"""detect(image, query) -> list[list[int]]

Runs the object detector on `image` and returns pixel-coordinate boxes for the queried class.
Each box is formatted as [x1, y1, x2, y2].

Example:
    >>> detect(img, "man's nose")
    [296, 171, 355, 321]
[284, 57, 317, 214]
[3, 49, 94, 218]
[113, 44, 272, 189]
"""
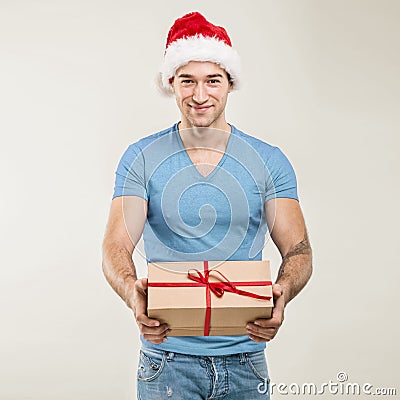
[192, 83, 209, 104]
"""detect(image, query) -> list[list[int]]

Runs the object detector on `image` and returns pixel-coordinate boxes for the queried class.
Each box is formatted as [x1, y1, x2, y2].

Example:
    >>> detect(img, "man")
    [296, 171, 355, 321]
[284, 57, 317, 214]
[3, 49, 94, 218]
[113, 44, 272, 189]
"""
[102, 12, 312, 399]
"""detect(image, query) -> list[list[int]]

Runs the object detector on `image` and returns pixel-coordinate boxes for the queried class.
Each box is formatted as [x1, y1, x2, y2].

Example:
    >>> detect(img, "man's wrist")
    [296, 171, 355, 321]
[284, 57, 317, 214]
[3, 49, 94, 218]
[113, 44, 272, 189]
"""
[123, 276, 137, 309]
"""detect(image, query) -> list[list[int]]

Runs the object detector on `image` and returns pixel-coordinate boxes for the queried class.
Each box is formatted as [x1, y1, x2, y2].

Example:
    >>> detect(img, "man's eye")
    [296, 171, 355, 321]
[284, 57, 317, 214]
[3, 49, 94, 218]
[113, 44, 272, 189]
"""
[181, 80, 193, 84]
[208, 79, 220, 84]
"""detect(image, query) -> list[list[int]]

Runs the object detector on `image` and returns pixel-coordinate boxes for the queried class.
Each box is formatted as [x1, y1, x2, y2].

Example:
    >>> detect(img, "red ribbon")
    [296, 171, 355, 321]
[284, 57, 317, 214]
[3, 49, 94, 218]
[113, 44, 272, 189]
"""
[148, 261, 272, 336]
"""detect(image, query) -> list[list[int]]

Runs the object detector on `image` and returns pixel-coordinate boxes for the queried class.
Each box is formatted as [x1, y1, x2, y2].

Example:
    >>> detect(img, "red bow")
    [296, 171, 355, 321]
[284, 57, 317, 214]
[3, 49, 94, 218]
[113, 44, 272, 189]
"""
[188, 261, 272, 335]
[187, 268, 271, 300]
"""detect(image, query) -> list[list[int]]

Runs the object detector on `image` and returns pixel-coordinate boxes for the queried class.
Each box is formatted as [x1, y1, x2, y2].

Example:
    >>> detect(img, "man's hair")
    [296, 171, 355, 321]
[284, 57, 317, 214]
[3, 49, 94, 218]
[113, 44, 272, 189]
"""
[226, 72, 233, 85]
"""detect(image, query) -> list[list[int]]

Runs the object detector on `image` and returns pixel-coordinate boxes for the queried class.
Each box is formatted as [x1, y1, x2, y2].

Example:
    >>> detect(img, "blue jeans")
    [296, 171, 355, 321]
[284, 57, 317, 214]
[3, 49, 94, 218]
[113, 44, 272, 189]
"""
[137, 346, 270, 400]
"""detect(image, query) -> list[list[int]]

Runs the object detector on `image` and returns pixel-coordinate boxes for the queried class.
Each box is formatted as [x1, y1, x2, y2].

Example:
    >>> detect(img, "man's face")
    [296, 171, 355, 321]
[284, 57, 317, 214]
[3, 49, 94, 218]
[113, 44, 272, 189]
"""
[171, 61, 232, 129]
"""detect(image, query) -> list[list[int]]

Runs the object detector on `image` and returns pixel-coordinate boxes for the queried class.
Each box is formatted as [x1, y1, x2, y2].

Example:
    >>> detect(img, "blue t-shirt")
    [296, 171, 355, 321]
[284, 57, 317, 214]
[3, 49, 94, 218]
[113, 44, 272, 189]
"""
[113, 122, 298, 356]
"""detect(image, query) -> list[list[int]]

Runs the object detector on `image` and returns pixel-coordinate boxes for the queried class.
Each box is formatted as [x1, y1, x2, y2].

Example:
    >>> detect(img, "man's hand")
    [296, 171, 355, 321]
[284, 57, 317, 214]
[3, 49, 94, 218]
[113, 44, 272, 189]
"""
[130, 278, 169, 344]
[246, 284, 285, 342]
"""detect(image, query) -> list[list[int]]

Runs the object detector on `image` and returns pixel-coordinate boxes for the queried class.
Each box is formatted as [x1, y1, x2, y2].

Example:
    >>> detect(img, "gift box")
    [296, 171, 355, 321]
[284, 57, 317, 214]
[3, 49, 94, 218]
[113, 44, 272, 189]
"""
[147, 260, 273, 336]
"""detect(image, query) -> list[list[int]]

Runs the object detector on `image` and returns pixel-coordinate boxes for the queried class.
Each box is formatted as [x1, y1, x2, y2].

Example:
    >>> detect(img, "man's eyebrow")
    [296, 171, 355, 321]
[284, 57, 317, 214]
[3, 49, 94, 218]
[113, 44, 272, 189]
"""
[206, 74, 224, 78]
[177, 73, 224, 79]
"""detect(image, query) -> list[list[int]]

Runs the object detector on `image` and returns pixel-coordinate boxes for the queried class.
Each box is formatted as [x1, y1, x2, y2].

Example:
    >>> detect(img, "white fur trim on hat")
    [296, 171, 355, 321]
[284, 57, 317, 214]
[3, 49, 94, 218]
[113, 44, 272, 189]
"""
[157, 35, 241, 96]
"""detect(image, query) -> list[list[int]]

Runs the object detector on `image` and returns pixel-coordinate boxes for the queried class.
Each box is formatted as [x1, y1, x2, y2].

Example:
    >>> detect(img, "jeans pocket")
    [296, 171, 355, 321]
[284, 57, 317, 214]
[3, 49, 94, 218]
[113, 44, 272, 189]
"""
[137, 347, 166, 382]
[246, 352, 270, 396]
[246, 351, 269, 381]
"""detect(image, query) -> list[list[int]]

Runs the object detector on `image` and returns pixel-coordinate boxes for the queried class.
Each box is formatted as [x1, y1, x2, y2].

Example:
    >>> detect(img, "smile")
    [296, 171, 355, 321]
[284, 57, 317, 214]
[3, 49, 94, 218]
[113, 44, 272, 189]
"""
[191, 105, 212, 113]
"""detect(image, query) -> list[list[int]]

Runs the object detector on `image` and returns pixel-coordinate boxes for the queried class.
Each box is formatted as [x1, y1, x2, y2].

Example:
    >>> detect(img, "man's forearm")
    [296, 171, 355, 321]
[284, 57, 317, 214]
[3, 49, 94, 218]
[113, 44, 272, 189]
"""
[276, 230, 313, 304]
[102, 244, 137, 308]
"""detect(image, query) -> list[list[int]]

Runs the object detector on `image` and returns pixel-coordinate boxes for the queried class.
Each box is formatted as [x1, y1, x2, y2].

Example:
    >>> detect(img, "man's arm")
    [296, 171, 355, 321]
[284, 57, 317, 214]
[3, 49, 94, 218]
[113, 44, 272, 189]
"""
[246, 198, 313, 342]
[102, 196, 169, 344]
[267, 198, 313, 304]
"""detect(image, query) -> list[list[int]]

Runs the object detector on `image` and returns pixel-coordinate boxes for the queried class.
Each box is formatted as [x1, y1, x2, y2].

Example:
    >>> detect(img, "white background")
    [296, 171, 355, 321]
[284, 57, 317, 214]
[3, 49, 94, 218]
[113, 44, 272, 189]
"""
[1, 0, 399, 398]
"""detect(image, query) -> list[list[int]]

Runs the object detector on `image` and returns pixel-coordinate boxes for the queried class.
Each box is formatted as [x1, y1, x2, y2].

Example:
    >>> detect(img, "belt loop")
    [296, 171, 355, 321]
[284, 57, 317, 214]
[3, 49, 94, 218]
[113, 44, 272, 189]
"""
[239, 352, 246, 364]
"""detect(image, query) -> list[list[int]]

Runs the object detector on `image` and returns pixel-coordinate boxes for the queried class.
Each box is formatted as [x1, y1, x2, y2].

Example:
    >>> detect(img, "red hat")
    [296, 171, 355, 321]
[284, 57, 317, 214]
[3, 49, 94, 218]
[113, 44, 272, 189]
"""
[158, 12, 241, 96]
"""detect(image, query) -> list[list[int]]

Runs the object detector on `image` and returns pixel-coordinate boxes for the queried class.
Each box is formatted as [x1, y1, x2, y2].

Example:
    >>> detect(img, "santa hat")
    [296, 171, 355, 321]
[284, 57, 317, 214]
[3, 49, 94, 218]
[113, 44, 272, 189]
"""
[157, 12, 241, 96]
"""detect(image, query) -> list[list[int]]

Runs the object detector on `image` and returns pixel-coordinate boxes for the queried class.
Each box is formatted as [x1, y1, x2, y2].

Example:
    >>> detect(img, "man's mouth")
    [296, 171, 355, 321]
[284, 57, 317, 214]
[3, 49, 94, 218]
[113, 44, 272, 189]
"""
[191, 105, 212, 112]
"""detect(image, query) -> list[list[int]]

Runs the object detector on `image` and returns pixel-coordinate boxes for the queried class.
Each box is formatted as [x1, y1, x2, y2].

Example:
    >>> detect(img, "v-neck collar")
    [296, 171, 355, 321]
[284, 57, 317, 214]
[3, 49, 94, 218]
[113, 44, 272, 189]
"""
[173, 122, 235, 180]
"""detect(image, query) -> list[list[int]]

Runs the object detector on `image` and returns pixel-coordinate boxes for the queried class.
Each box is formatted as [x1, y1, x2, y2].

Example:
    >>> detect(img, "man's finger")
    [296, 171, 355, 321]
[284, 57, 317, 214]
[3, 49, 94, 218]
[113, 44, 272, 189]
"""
[144, 336, 167, 344]
[248, 330, 274, 342]
[136, 312, 163, 328]
[132, 278, 148, 315]
[248, 334, 269, 343]
[272, 283, 283, 298]
[247, 325, 277, 341]
[247, 324, 276, 334]
[133, 278, 165, 328]
[135, 277, 148, 289]
[134, 277, 148, 298]
[246, 323, 276, 340]
[271, 286, 285, 321]
[140, 323, 169, 335]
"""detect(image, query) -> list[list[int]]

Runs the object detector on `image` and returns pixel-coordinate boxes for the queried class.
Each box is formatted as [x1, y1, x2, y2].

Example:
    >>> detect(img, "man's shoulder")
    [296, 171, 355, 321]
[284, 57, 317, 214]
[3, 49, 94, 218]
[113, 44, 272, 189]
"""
[231, 125, 296, 170]
[231, 125, 278, 157]
[129, 124, 177, 151]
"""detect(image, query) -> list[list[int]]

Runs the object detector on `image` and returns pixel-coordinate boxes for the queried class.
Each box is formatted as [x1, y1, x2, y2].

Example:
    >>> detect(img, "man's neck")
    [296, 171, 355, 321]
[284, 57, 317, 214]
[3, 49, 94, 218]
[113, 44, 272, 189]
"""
[177, 121, 232, 151]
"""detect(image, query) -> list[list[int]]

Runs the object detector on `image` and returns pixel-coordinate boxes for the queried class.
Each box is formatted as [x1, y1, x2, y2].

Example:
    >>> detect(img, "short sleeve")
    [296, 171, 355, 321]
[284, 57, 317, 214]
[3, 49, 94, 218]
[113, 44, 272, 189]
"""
[112, 144, 148, 200]
[265, 147, 298, 202]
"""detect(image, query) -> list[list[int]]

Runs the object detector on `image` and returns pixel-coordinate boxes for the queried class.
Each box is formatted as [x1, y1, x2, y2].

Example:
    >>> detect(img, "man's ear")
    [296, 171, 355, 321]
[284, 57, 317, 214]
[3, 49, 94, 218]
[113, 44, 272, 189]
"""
[170, 77, 175, 94]
[225, 71, 233, 93]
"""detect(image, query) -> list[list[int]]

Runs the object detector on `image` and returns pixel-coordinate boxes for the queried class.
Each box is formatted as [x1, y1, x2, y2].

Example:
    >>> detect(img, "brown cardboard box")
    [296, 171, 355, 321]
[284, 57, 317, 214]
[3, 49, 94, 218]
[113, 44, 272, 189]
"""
[147, 260, 273, 336]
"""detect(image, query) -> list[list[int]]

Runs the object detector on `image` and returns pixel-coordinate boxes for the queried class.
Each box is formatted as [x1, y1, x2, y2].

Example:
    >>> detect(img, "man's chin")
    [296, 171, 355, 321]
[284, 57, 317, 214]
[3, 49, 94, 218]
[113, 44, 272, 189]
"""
[188, 118, 214, 128]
